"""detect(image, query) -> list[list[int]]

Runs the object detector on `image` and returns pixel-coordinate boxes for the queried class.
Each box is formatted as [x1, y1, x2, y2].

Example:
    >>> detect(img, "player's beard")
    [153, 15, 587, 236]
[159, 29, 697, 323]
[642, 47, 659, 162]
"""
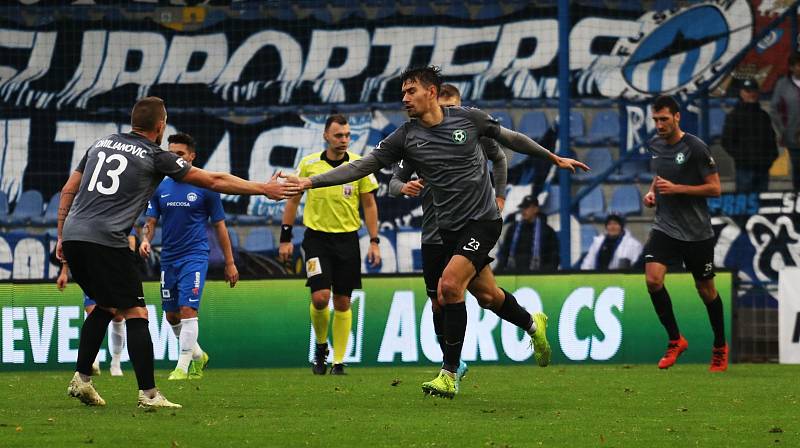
[155, 128, 164, 145]
[405, 107, 421, 118]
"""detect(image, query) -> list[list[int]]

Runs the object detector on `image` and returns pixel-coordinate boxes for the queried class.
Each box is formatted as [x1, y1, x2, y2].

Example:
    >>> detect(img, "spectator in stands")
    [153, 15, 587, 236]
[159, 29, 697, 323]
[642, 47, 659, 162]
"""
[580, 214, 642, 271]
[495, 195, 559, 273]
[722, 78, 778, 192]
[770, 52, 800, 190]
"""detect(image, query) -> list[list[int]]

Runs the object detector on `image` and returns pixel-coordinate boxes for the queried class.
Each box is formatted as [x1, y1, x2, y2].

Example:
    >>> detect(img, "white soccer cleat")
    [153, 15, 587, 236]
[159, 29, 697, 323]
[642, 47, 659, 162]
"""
[67, 372, 106, 406]
[109, 363, 123, 377]
[137, 390, 182, 409]
[91, 361, 101, 376]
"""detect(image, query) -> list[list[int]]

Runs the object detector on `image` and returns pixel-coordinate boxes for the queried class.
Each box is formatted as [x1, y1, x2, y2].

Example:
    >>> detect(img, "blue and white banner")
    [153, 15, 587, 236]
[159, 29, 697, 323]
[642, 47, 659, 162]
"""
[0, 1, 774, 111]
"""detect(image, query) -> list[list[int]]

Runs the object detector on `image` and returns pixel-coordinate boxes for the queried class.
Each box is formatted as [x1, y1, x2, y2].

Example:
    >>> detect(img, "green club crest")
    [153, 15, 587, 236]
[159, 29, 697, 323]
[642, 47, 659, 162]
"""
[452, 129, 467, 144]
[675, 152, 686, 165]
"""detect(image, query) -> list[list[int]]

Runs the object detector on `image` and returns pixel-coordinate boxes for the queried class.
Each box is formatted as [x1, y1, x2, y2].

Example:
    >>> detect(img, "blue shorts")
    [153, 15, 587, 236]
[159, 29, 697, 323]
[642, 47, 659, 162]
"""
[83, 294, 96, 308]
[160, 259, 208, 313]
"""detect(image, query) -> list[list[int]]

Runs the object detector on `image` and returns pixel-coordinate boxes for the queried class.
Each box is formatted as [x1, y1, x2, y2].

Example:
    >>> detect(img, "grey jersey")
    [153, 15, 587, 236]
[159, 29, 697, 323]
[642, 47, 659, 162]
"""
[648, 132, 717, 241]
[372, 106, 501, 231]
[389, 137, 507, 244]
[390, 160, 441, 245]
[63, 132, 191, 247]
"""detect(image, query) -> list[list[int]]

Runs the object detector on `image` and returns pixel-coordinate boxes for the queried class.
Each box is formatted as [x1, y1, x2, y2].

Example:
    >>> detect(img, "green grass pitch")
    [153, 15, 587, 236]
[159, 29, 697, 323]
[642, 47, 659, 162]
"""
[1, 364, 798, 447]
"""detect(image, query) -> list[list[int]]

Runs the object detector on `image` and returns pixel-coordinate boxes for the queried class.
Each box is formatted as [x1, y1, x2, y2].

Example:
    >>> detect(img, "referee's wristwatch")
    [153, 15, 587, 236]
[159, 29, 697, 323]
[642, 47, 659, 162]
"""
[369, 237, 380, 245]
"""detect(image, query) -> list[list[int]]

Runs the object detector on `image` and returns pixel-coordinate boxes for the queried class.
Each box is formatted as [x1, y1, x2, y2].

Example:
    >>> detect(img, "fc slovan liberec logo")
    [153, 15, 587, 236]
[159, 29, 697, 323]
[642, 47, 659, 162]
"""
[187, 192, 198, 202]
[616, 1, 752, 95]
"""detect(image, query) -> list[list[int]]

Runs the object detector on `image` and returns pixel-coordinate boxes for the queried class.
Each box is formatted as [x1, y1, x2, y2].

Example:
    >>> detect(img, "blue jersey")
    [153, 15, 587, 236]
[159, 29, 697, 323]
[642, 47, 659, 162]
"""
[146, 177, 226, 264]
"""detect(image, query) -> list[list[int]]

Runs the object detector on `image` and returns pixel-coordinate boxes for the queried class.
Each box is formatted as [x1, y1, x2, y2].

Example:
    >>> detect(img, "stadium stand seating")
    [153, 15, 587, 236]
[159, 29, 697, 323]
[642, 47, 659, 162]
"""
[608, 185, 642, 217]
[709, 108, 726, 141]
[236, 213, 265, 225]
[575, 147, 613, 183]
[608, 157, 650, 183]
[227, 228, 240, 250]
[578, 187, 605, 221]
[540, 185, 560, 216]
[576, 109, 620, 146]
[443, 3, 470, 18]
[292, 225, 306, 245]
[489, 111, 514, 130]
[580, 224, 598, 254]
[0, 191, 9, 225]
[518, 111, 548, 140]
[570, 110, 586, 139]
[244, 229, 275, 254]
[475, 2, 504, 19]
[39, 192, 61, 225]
[9, 190, 44, 225]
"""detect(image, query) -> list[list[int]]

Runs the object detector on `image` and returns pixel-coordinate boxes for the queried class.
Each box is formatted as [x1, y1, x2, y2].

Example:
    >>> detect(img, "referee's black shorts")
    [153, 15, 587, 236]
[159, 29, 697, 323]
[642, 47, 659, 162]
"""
[301, 228, 361, 296]
[642, 229, 716, 281]
[421, 243, 447, 300]
[62, 240, 146, 309]
[440, 218, 502, 274]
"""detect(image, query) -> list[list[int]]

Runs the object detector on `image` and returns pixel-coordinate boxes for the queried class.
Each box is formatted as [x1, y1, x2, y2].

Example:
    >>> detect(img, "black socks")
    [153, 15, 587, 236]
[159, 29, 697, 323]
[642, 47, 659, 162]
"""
[76, 307, 114, 376]
[126, 318, 156, 391]
[649, 287, 680, 341]
[441, 302, 467, 373]
[432, 309, 445, 354]
[494, 288, 534, 331]
[705, 294, 726, 348]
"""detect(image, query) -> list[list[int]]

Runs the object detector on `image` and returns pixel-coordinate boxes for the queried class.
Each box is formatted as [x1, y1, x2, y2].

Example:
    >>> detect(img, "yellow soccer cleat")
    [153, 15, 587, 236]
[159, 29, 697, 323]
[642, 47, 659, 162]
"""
[189, 352, 209, 379]
[168, 367, 189, 381]
[421, 371, 456, 399]
[530, 312, 551, 367]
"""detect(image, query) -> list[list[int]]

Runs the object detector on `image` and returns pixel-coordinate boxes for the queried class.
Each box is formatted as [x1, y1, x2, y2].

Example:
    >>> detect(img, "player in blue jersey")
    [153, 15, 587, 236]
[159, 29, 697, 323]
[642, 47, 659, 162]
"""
[139, 133, 239, 380]
[57, 228, 137, 377]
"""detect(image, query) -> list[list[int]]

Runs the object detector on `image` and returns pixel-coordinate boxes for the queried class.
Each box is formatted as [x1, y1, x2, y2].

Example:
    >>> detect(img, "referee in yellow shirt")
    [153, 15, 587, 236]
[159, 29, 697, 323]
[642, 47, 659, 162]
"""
[279, 114, 381, 375]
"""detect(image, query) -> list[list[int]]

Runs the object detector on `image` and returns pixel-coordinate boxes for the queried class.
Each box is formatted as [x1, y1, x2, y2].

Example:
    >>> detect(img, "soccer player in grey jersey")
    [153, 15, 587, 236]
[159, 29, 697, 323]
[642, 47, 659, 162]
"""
[389, 83, 508, 391]
[641, 95, 727, 372]
[289, 66, 589, 398]
[59, 96, 301, 409]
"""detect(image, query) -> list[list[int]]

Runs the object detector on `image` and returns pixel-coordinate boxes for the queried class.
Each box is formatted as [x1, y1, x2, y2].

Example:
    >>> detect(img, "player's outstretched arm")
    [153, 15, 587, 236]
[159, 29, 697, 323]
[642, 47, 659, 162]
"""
[56, 170, 82, 261]
[181, 167, 301, 199]
[494, 127, 590, 173]
[289, 152, 384, 191]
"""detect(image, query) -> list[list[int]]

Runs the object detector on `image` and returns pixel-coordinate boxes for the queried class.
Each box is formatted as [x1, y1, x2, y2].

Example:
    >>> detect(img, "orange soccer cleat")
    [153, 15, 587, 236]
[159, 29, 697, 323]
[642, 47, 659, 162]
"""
[709, 345, 729, 372]
[658, 335, 688, 369]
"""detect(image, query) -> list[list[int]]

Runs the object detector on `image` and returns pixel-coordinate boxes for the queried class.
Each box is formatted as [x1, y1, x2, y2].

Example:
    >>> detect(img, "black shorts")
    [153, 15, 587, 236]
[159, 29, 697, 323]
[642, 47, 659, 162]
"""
[301, 229, 361, 296]
[421, 243, 447, 300]
[642, 229, 716, 280]
[62, 240, 146, 309]
[440, 219, 502, 274]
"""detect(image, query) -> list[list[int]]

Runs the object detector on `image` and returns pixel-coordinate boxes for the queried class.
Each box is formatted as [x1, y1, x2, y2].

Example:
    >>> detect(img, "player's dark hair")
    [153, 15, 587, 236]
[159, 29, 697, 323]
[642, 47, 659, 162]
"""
[652, 95, 680, 115]
[325, 114, 348, 131]
[789, 52, 800, 67]
[439, 83, 461, 100]
[400, 66, 443, 95]
[131, 96, 166, 132]
[168, 132, 196, 152]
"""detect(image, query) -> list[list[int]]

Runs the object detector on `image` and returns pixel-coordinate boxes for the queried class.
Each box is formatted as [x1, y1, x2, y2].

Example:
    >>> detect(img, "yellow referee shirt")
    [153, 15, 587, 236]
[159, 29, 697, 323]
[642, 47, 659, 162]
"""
[297, 151, 379, 233]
